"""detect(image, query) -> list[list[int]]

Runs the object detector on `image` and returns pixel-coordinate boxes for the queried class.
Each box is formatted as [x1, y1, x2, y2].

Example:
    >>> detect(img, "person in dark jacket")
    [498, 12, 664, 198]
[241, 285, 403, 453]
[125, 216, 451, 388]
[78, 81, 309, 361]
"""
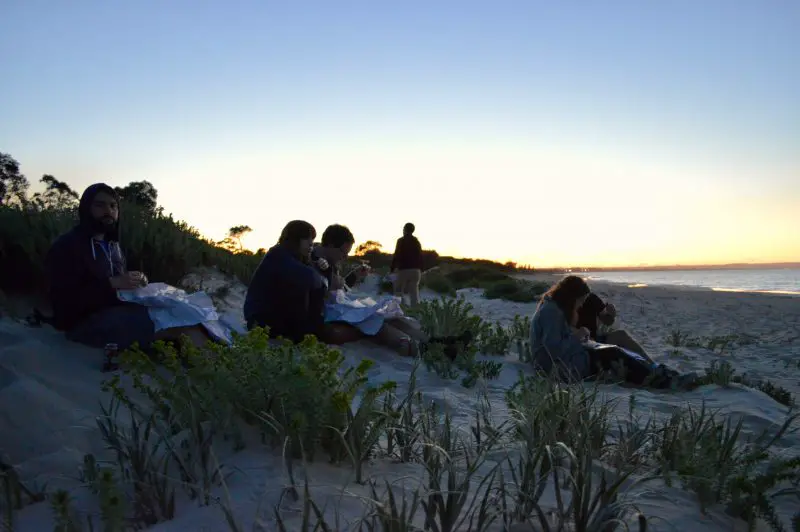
[576, 292, 653, 363]
[46, 183, 210, 351]
[46, 182, 154, 350]
[244, 220, 325, 343]
[391, 222, 423, 306]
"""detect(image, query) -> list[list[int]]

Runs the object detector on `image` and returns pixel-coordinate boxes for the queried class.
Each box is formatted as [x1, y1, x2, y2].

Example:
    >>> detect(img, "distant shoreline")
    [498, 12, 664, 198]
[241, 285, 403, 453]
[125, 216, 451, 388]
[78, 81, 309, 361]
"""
[518, 270, 800, 298]
[535, 262, 800, 273]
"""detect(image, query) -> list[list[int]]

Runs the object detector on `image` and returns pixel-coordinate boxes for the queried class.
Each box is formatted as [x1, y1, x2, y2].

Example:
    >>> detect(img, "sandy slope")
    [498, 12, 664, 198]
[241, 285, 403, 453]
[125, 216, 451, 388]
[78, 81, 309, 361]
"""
[3, 272, 799, 531]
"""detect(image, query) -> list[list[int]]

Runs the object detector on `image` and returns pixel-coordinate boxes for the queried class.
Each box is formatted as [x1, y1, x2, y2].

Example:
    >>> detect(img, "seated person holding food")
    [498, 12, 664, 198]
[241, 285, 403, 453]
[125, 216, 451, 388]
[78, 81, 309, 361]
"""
[46, 183, 210, 351]
[311, 224, 427, 356]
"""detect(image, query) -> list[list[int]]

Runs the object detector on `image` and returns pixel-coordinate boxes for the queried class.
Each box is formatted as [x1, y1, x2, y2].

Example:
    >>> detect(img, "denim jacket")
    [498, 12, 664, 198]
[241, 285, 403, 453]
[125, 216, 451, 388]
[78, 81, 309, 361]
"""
[529, 296, 590, 379]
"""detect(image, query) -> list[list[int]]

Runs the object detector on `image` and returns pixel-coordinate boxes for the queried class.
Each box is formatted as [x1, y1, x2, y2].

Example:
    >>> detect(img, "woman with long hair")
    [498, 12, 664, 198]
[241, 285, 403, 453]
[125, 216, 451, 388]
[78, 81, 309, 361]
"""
[244, 220, 326, 342]
[530, 275, 695, 389]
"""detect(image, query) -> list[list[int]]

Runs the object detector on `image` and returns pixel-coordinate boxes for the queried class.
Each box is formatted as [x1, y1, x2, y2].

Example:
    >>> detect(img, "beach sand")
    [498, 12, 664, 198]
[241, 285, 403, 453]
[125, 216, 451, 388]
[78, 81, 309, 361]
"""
[2, 271, 798, 531]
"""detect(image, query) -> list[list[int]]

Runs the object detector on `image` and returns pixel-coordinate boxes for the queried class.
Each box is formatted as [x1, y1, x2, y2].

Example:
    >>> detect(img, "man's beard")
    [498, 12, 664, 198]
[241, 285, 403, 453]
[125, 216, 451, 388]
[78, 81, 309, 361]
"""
[90, 216, 117, 236]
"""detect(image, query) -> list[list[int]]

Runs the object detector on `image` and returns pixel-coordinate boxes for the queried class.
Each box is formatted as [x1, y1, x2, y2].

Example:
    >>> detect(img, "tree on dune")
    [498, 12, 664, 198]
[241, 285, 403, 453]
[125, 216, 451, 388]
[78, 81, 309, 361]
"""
[115, 180, 159, 214]
[31, 175, 79, 210]
[0, 152, 30, 207]
[356, 240, 383, 256]
[220, 225, 253, 253]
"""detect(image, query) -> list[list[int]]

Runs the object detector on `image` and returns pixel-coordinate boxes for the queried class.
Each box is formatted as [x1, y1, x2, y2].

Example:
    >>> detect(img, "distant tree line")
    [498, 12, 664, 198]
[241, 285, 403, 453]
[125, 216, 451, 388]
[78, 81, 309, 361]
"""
[1, 151, 534, 273]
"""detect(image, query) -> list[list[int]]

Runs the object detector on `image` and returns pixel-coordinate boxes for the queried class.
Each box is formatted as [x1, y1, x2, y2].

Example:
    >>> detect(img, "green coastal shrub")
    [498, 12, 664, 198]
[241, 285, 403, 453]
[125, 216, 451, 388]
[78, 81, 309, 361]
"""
[420, 265, 549, 303]
[483, 278, 549, 303]
[0, 202, 262, 295]
[444, 266, 509, 287]
[105, 329, 385, 461]
[26, 325, 799, 531]
[420, 270, 457, 296]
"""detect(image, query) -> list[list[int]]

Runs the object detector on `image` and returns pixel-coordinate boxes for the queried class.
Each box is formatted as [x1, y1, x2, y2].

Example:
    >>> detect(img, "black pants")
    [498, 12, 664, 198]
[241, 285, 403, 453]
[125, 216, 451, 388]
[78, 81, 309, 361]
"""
[587, 345, 677, 389]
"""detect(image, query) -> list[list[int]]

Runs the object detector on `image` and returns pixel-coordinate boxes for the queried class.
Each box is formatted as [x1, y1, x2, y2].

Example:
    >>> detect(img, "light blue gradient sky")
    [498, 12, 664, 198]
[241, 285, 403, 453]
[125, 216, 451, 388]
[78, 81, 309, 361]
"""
[2, 0, 798, 267]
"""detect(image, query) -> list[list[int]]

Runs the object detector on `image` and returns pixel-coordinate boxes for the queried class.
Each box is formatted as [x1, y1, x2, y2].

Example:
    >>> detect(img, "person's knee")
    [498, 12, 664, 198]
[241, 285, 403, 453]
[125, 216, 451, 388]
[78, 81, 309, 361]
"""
[321, 323, 363, 345]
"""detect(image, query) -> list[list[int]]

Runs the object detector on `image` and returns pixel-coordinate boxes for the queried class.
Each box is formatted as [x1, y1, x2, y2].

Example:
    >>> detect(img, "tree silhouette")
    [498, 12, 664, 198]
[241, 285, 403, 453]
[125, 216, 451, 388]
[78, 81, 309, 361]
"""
[219, 225, 253, 252]
[0, 152, 30, 207]
[115, 180, 158, 213]
[32, 175, 79, 209]
[355, 240, 383, 256]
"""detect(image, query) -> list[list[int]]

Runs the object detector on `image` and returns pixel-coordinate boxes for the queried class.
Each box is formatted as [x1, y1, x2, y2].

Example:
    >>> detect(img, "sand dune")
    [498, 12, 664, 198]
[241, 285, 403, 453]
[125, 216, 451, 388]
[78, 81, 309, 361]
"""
[2, 272, 798, 531]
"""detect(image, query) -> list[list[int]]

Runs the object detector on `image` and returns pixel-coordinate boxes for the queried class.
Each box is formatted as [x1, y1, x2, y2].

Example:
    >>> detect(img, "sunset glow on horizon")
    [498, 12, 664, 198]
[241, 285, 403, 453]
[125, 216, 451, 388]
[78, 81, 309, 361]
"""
[2, 1, 798, 269]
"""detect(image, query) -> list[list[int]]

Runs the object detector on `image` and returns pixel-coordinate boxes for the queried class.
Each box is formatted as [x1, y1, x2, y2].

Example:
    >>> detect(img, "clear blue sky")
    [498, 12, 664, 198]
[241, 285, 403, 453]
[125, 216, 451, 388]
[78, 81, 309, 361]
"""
[2, 0, 798, 267]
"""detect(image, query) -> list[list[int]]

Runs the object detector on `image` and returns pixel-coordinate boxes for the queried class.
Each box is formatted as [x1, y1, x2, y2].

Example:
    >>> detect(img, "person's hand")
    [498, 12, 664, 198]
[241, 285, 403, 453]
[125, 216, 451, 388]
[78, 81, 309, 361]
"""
[110, 272, 145, 290]
[573, 327, 591, 342]
[315, 258, 330, 271]
[129, 271, 149, 287]
[603, 303, 617, 318]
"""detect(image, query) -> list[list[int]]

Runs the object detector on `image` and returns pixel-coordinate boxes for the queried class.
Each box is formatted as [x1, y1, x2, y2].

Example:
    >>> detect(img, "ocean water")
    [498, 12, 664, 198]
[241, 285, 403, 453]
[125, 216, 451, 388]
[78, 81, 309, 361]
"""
[581, 268, 800, 295]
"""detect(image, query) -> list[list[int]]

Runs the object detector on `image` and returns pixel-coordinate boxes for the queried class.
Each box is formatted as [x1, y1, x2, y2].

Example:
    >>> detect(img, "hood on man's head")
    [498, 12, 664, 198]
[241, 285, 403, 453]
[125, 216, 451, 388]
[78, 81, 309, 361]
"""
[79, 183, 121, 240]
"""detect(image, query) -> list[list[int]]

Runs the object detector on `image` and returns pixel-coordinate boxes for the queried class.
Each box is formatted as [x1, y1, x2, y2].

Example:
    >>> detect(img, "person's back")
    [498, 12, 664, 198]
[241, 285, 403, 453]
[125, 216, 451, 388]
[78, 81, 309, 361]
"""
[391, 223, 423, 306]
[392, 235, 423, 271]
[245, 242, 323, 343]
[529, 297, 590, 379]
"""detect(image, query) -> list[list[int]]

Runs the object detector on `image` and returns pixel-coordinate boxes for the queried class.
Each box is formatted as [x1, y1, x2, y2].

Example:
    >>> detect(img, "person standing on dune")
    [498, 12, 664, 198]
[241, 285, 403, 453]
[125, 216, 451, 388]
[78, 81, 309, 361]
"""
[391, 222, 423, 306]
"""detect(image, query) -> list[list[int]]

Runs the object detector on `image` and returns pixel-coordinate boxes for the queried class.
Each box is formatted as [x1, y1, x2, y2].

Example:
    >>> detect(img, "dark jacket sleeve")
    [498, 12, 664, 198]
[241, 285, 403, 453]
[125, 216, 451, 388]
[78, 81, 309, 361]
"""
[392, 236, 423, 270]
[344, 270, 359, 287]
[46, 236, 119, 330]
[278, 265, 325, 343]
[576, 293, 608, 338]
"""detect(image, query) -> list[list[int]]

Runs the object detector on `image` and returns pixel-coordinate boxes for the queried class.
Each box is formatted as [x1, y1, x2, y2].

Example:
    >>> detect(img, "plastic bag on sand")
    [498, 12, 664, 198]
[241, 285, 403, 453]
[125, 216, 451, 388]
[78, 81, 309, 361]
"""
[118, 282, 245, 344]
[324, 290, 405, 336]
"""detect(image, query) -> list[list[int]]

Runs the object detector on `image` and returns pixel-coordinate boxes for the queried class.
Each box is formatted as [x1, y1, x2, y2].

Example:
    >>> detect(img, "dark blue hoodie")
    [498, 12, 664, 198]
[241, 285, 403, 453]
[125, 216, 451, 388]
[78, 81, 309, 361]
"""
[244, 244, 325, 343]
[45, 183, 128, 331]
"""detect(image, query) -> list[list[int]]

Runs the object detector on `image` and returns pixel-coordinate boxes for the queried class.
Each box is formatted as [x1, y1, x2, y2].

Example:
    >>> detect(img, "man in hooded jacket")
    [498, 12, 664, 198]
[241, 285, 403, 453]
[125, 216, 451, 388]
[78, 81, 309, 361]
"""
[45, 183, 211, 351]
[45, 183, 156, 350]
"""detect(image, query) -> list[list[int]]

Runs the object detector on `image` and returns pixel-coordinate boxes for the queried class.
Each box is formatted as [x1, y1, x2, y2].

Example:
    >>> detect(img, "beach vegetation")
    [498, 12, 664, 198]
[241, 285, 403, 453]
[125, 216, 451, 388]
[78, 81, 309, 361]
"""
[1, 459, 47, 532]
[696, 360, 796, 407]
[0, 322, 792, 531]
[420, 265, 548, 303]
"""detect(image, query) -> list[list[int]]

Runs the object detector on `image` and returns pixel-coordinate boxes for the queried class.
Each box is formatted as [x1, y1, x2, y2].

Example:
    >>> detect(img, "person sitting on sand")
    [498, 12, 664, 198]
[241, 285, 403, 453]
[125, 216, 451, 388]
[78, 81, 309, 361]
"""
[391, 222, 424, 306]
[46, 183, 211, 351]
[312, 224, 427, 356]
[244, 220, 326, 343]
[530, 275, 696, 389]
[577, 292, 654, 364]
[309, 224, 366, 292]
